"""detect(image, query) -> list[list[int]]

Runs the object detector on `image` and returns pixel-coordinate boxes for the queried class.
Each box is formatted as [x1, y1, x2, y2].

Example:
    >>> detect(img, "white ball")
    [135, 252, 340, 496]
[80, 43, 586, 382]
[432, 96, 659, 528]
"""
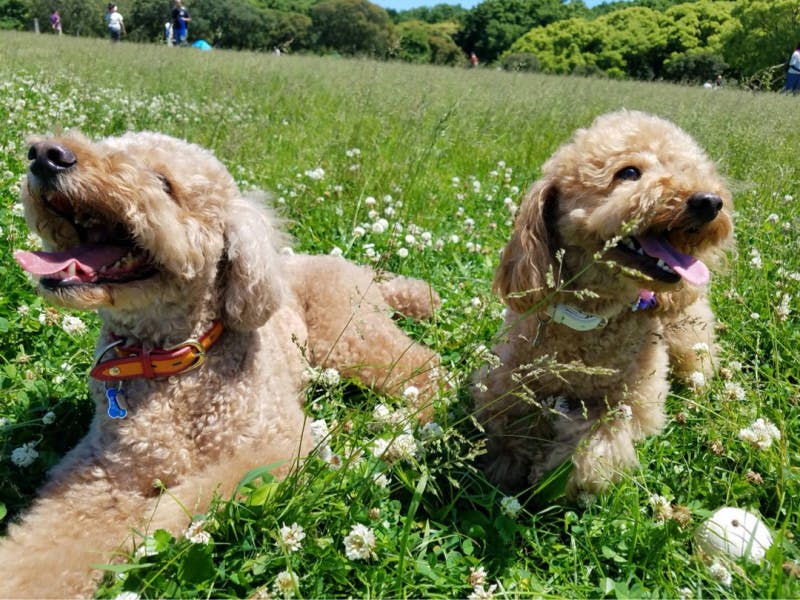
[695, 507, 773, 562]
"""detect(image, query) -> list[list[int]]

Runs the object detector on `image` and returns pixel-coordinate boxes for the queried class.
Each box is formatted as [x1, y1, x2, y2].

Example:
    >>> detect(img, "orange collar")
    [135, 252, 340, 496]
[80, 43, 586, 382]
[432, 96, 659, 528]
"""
[90, 320, 224, 382]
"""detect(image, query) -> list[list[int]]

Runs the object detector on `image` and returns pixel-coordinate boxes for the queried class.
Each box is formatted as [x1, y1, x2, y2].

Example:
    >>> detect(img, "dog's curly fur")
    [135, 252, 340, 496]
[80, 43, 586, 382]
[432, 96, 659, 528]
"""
[474, 111, 734, 497]
[1, 131, 443, 597]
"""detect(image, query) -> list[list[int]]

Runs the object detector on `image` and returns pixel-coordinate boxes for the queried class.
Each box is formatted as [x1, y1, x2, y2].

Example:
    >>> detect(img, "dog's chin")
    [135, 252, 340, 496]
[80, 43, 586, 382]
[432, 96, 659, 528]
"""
[37, 274, 158, 311]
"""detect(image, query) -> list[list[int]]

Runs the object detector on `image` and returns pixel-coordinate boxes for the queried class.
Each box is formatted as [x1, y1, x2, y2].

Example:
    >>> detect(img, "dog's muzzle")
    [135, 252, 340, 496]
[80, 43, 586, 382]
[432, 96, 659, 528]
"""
[28, 141, 77, 182]
[686, 192, 723, 225]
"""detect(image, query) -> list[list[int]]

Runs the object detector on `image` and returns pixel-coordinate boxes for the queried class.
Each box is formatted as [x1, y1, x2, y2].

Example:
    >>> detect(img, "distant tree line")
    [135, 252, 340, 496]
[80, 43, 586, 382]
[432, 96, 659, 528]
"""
[1, 0, 798, 86]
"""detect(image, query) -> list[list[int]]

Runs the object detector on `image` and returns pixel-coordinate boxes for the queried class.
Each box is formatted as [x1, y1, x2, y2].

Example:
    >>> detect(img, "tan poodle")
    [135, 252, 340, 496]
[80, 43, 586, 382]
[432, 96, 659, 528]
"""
[474, 110, 734, 497]
[2, 131, 443, 597]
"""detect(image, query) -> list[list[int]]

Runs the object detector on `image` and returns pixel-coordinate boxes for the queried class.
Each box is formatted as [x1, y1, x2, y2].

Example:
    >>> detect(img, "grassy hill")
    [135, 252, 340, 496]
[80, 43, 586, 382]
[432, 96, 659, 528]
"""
[1, 31, 799, 598]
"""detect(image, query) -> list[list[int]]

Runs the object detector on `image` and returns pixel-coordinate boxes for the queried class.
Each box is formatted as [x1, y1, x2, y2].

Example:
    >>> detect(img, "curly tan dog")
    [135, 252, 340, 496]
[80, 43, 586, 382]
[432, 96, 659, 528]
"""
[474, 110, 733, 497]
[2, 131, 443, 597]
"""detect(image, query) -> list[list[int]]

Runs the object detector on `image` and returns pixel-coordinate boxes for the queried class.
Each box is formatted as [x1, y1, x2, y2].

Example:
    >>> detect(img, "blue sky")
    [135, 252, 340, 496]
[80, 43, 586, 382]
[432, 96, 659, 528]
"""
[373, 0, 614, 10]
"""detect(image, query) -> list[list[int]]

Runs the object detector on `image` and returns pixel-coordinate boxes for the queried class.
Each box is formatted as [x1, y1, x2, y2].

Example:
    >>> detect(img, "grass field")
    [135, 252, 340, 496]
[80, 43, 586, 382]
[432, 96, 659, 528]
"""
[1, 31, 800, 598]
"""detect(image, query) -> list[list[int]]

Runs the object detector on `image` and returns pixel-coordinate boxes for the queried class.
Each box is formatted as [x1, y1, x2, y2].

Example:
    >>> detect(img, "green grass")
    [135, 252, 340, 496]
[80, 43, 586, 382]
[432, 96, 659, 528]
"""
[1, 31, 800, 598]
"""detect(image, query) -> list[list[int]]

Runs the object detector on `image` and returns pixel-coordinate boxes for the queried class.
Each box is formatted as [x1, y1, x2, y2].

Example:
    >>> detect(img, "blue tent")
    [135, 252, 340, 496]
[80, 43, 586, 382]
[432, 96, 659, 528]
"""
[192, 40, 212, 51]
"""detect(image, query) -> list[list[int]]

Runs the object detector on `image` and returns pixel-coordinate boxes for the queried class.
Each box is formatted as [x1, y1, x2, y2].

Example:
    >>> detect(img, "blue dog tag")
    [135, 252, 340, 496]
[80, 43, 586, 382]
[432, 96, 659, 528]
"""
[106, 387, 127, 419]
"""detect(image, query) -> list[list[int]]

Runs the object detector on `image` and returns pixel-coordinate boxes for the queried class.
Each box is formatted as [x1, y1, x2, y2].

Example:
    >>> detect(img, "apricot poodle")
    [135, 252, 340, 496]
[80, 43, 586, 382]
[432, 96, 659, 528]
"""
[474, 110, 734, 497]
[2, 131, 442, 597]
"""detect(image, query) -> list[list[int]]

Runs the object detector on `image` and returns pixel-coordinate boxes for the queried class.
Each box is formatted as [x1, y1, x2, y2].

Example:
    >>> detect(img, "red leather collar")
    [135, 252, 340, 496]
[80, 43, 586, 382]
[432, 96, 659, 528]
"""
[90, 320, 224, 382]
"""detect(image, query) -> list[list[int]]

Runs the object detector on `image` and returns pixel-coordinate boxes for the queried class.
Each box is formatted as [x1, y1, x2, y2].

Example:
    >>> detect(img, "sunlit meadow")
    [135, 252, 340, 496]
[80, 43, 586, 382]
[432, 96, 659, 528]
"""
[1, 31, 799, 598]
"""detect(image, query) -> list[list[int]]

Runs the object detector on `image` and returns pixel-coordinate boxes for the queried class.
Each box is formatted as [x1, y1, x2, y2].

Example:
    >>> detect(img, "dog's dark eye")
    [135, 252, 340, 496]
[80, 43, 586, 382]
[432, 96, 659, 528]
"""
[615, 166, 641, 181]
[156, 174, 176, 199]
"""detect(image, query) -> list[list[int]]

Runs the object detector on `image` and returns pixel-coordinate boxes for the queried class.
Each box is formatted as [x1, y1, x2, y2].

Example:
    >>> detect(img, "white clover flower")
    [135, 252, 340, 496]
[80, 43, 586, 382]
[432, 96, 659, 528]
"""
[689, 371, 706, 389]
[468, 566, 487, 587]
[649, 494, 673, 522]
[113, 592, 141, 600]
[319, 368, 341, 388]
[345, 147, 361, 158]
[577, 491, 597, 509]
[272, 570, 298, 598]
[468, 583, 497, 600]
[499, 495, 522, 519]
[372, 403, 393, 424]
[11, 442, 38, 467]
[11, 202, 24, 218]
[42, 411, 56, 425]
[134, 536, 159, 558]
[784, 194, 794, 202]
[372, 433, 418, 464]
[353, 225, 366, 237]
[304, 167, 325, 180]
[371, 221, 386, 234]
[767, 213, 779, 223]
[276, 522, 305, 553]
[61, 315, 86, 335]
[692, 342, 710, 357]
[738, 417, 781, 450]
[17, 304, 29, 316]
[329, 246, 343, 257]
[364, 195, 377, 206]
[777, 293, 791, 321]
[750, 312, 760, 320]
[707, 560, 732, 587]
[184, 519, 211, 544]
[470, 297, 482, 307]
[373, 472, 390, 489]
[402, 386, 419, 402]
[749, 248, 762, 270]
[396, 247, 408, 258]
[310, 419, 329, 446]
[343, 523, 377, 560]
[722, 381, 746, 401]
[420, 421, 443, 440]
[677, 587, 693, 600]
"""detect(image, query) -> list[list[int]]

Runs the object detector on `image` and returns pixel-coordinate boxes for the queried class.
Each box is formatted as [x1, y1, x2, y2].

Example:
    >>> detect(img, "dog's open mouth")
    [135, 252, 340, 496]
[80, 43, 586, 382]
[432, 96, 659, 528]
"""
[613, 233, 709, 286]
[14, 192, 156, 289]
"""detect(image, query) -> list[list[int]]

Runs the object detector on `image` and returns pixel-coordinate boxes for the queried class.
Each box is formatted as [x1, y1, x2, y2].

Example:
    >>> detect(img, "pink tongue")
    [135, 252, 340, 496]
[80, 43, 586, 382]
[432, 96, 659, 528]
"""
[636, 235, 709, 286]
[14, 245, 129, 282]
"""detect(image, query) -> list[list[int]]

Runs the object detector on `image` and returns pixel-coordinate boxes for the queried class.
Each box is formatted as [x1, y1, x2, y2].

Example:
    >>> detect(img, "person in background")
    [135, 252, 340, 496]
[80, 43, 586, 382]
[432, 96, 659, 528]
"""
[49, 10, 62, 35]
[469, 52, 478, 67]
[172, 0, 191, 47]
[105, 4, 125, 42]
[783, 42, 800, 95]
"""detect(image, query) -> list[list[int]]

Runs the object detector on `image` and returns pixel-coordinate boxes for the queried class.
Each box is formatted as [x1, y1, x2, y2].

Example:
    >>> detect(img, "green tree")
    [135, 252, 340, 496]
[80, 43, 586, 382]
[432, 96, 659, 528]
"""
[456, 0, 587, 64]
[397, 20, 431, 63]
[392, 3, 467, 25]
[27, 0, 106, 36]
[722, 0, 800, 79]
[663, 50, 728, 83]
[429, 33, 464, 65]
[310, 0, 395, 57]
[663, 0, 736, 57]
[0, 0, 27, 30]
[128, 0, 170, 43]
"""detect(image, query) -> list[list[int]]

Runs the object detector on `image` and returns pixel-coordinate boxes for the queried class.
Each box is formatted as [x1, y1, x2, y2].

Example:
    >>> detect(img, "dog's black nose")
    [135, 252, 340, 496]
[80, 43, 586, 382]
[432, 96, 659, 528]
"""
[28, 142, 77, 180]
[686, 192, 723, 223]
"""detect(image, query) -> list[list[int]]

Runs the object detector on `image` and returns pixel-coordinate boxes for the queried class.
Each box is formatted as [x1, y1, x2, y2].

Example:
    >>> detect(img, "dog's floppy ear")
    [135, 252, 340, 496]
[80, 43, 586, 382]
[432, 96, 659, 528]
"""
[221, 191, 287, 331]
[493, 178, 559, 314]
